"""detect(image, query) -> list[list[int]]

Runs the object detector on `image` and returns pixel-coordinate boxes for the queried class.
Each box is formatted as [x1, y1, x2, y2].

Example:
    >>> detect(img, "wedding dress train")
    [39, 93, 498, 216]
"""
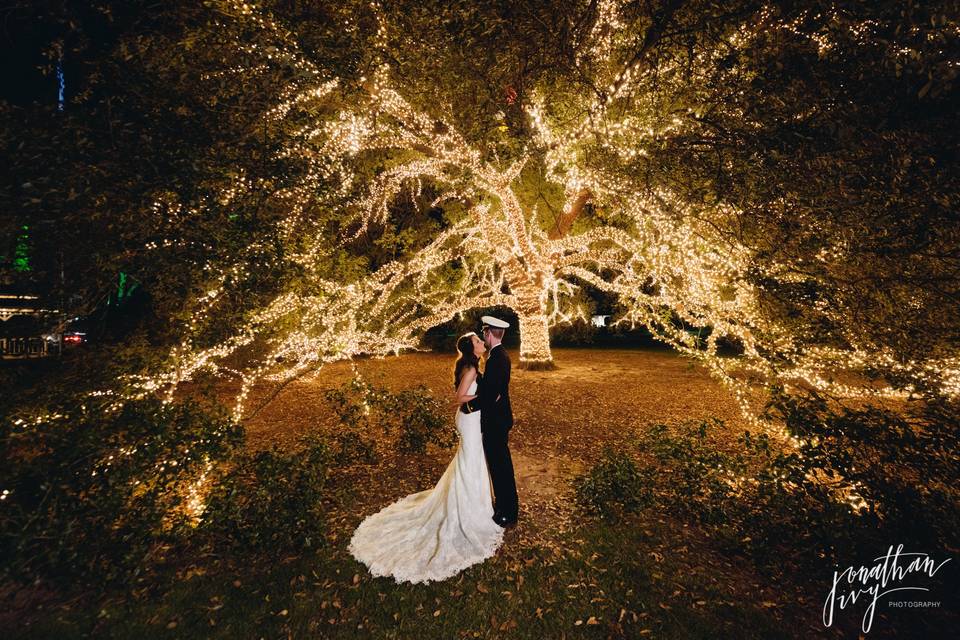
[348, 379, 504, 583]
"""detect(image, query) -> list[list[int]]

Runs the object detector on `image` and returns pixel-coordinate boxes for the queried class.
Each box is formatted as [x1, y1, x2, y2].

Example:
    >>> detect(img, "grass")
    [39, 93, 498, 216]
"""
[12, 512, 791, 639]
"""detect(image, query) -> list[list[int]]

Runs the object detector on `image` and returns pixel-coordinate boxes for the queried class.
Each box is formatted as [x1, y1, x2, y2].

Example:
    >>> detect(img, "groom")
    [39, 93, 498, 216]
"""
[475, 315, 519, 528]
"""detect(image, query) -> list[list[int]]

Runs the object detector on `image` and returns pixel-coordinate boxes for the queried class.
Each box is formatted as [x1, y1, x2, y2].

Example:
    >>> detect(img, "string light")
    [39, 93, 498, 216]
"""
[115, 0, 958, 441]
[6, 0, 951, 529]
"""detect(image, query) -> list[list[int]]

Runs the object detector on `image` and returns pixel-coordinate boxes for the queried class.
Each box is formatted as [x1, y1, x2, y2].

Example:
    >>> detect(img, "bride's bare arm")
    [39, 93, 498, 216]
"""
[453, 366, 478, 405]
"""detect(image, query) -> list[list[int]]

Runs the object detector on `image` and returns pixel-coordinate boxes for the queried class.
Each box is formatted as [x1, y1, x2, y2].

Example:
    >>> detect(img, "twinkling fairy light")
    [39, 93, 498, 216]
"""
[118, 0, 959, 440]
[2, 1, 956, 527]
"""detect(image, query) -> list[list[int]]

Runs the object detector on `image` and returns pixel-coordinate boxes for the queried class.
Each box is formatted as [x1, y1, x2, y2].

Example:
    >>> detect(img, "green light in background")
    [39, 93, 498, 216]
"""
[111, 271, 139, 306]
[13, 225, 31, 272]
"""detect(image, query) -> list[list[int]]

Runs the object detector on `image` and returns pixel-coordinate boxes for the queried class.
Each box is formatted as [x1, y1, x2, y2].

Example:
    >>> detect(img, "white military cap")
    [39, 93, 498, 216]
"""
[481, 315, 510, 328]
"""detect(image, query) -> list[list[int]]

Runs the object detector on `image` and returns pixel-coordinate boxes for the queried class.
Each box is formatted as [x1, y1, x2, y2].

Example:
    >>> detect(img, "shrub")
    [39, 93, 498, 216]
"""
[198, 433, 330, 555]
[323, 381, 379, 465]
[640, 420, 747, 525]
[375, 385, 455, 455]
[760, 388, 960, 555]
[332, 430, 379, 465]
[574, 446, 652, 522]
[626, 407, 960, 570]
[326, 379, 453, 456]
[630, 419, 874, 565]
[0, 396, 243, 586]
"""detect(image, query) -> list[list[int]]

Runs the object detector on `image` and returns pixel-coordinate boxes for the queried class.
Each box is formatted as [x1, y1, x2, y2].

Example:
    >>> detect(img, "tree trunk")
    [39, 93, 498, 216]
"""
[516, 300, 554, 370]
[548, 188, 591, 240]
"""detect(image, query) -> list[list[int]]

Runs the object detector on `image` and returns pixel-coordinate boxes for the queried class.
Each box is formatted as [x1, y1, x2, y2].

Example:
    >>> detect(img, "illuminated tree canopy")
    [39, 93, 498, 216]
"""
[115, 0, 957, 425]
[6, 1, 956, 425]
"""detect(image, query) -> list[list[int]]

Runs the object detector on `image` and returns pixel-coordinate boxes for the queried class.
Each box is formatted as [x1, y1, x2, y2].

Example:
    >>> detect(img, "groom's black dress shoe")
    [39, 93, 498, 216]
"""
[493, 513, 517, 528]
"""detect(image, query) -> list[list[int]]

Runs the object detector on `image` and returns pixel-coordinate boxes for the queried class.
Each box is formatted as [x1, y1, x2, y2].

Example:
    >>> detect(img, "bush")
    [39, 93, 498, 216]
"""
[325, 379, 454, 456]
[629, 419, 874, 566]
[574, 446, 653, 522]
[760, 388, 960, 554]
[640, 420, 748, 525]
[0, 396, 243, 586]
[332, 430, 379, 466]
[376, 385, 455, 455]
[199, 433, 330, 555]
[323, 381, 380, 465]
[624, 407, 960, 571]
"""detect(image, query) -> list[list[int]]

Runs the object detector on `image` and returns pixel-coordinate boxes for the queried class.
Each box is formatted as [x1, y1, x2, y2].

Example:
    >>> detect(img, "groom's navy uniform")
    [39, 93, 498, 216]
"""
[475, 342, 519, 524]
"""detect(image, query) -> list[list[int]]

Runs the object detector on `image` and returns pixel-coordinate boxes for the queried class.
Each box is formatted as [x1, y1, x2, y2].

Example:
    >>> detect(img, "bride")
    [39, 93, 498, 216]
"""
[348, 332, 504, 583]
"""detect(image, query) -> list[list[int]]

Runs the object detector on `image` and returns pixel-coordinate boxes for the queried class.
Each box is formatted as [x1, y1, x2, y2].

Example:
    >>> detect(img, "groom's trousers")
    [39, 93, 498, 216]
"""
[483, 426, 518, 520]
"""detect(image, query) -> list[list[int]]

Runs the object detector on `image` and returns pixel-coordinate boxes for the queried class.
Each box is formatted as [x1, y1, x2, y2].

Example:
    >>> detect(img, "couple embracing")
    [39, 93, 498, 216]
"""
[348, 315, 519, 584]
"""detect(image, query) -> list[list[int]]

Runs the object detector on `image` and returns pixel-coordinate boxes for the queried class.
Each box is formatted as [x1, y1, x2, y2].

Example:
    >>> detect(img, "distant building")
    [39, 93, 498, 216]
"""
[0, 293, 61, 359]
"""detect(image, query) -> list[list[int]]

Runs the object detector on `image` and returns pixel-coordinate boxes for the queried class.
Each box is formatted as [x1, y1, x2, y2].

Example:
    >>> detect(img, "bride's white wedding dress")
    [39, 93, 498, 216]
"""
[348, 379, 504, 584]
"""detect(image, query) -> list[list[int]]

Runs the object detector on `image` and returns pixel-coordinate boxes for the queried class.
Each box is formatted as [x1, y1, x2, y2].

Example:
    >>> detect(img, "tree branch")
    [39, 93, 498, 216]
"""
[548, 187, 592, 239]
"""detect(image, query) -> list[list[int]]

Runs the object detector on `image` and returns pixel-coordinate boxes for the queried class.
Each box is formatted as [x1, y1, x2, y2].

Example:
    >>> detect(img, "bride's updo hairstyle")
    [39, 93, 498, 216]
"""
[454, 332, 481, 388]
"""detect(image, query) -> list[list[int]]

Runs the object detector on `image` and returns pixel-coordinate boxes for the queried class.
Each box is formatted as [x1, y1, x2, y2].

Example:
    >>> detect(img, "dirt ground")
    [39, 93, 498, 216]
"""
[217, 347, 841, 635]
[243, 345, 760, 443]
[233, 346, 768, 551]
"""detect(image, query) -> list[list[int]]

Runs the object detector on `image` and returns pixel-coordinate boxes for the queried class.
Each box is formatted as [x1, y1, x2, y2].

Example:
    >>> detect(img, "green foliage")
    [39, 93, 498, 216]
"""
[614, 419, 870, 567]
[325, 378, 454, 457]
[0, 396, 243, 586]
[762, 388, 960, 552]
[618, 401, 959, 570]
[375, 385, 456, 455]
[322, 381, 380, 465]
[191, 376, 453, 563]
[641, 420, 749, 525]
[574, 446, 653, 522]
[331, 430, 379, 466]
[199, 433, 330, 556]
[1, 0, 366, 356]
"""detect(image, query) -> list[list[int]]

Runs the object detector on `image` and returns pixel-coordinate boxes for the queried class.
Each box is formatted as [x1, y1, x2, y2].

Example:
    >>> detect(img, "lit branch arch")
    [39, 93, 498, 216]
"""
[137, 0, 959, 428]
